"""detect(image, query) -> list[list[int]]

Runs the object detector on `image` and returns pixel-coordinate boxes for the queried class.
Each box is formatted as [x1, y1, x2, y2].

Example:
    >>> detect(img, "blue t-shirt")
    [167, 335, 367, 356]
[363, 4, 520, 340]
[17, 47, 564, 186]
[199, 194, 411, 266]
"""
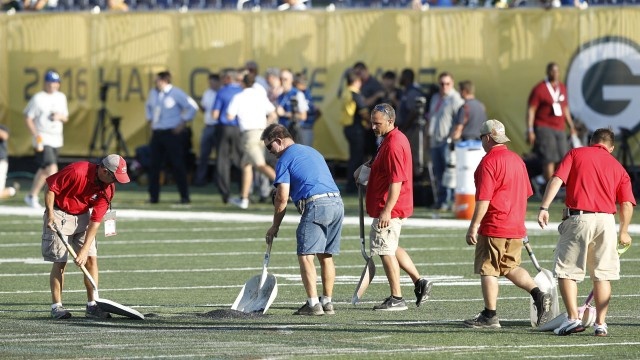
[277, 88, 301, 128]
[213, 83, 242, 126]
[274, 144, 339, 203]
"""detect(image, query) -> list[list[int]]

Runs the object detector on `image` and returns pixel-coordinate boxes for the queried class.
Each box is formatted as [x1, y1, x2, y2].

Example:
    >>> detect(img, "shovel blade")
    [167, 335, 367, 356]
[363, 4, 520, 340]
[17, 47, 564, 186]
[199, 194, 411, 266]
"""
[96, 298, 145, 320]
[537, 313, 567, 331]
[351, 258, 376, 305]
[231, 273, 278, 314]
[530, 268, 560, 327]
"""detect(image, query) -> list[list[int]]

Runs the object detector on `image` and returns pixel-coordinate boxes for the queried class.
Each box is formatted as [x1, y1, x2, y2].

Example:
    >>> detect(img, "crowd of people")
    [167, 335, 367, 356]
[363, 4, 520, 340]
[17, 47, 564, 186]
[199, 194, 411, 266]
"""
[2, 0, 635, 13]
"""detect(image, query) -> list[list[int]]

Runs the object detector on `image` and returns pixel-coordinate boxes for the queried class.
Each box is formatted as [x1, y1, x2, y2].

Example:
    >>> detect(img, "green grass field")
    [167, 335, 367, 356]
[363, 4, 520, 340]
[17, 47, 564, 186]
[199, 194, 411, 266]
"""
[1, 183, 639, 359]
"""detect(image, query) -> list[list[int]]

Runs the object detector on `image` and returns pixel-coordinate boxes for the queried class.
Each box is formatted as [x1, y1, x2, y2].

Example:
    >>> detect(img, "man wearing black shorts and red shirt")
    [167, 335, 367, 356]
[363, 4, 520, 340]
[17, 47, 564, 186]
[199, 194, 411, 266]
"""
[526, 62, 576, 187]
[538, 128, 634, 336]
[42, 154, 130, 319]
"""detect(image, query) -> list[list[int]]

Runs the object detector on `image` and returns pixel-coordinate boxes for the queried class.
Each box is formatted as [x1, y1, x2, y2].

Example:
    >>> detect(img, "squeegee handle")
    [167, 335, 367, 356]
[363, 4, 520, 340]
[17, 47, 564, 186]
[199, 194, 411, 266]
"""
[52, 223, 99, 293]
[263, 242, 272, 268]
[523, 237, 542, 272]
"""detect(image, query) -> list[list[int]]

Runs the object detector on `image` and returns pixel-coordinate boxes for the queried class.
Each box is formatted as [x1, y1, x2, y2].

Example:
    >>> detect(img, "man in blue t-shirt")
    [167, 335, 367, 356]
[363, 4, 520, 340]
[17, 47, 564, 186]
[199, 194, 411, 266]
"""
[212, 69, 243, 203]
[262, 123, 344, 317]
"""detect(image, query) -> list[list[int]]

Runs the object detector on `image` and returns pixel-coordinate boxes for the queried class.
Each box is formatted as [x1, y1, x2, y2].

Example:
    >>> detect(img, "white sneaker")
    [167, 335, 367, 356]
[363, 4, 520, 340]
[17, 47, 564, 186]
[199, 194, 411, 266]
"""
[230, 197, 249, 210]
[554, 318, 586, 336]
[24, 195, 43, 209]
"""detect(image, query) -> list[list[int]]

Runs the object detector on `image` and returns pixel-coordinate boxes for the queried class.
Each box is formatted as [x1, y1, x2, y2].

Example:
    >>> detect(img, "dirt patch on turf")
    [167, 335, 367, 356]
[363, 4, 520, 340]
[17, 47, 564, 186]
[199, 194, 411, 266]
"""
[202, 309, 266, 319]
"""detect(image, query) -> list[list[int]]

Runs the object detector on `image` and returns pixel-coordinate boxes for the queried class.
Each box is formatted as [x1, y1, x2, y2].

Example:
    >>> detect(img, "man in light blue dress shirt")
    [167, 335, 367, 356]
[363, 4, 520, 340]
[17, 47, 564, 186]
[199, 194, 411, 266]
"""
[145, 71, 198, 204]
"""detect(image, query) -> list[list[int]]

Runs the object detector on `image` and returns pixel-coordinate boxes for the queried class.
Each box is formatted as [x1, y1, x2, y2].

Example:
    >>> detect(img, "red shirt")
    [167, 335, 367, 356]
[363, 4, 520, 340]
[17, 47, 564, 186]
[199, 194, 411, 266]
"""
[475, 146, 532, 238]
[528, 80, 569, 131]
[554, 144, 636, 213]
[366, 128, 413, 218]
[46, 162, 114, 222]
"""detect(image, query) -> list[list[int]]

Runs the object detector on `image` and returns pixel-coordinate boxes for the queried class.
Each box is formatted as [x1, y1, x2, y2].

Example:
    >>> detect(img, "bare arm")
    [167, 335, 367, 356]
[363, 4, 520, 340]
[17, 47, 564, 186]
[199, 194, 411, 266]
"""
[537, 176, 564, 229]
[266, 183, 290, 244]
[564, 106, 576, 135]
[466, 200, 489, 245]
[25, 116, 38, 137]
[618, 201, 633, 247]
[0, 128, 8, 141]
[526, 105, 537, 146]
[378, 182, 401, 229]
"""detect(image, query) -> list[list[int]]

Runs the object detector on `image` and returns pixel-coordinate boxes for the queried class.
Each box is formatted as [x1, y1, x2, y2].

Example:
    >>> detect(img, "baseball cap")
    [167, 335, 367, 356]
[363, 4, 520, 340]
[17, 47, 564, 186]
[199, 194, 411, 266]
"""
[44, 71, 61, 83]
[102, 154, 130, 184]
[480, 119, 510, 144]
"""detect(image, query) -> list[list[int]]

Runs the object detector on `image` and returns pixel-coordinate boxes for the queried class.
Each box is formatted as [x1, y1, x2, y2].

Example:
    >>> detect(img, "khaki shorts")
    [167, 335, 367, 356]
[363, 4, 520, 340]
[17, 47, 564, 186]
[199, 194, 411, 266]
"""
[370, 218, 404, 256]
[241, 129, 267, 167]
[555, 213, 619, 281]
[474, 235, 523, 276]
[42, 209, 96, 263]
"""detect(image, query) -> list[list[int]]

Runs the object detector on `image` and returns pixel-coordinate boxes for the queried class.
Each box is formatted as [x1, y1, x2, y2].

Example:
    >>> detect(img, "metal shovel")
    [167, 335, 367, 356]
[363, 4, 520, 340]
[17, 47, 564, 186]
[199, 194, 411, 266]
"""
[231, 243, 278, 314]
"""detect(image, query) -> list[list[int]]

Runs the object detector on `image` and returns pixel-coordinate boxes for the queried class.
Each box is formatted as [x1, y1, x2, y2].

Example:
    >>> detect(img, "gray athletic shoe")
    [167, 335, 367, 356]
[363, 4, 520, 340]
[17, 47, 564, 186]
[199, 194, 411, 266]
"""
[322, 302, 335, 315]
[414, 278, 433, 307]
[534, 292, 552, 326]
[464, 312, 501, 329]
[86, 305, 112, 319]
[51, 305, 72, 319]
[373, 296, 408, 311]
[293, 302, 324, 316]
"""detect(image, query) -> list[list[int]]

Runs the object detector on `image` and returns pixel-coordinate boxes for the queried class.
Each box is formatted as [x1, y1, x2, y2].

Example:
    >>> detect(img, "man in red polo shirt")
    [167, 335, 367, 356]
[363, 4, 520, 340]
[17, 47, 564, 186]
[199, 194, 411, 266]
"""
[42, 154, 130, 319]
[464, 119, 551, 329]
[538, 128, 635, 336]
[364, 103, 432, 311]
[526, 62, 576, 186]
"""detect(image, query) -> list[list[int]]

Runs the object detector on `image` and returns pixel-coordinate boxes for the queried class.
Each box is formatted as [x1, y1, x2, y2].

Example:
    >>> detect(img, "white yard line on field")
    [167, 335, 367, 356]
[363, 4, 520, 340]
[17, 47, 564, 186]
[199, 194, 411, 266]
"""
[6, 205, 638, 233]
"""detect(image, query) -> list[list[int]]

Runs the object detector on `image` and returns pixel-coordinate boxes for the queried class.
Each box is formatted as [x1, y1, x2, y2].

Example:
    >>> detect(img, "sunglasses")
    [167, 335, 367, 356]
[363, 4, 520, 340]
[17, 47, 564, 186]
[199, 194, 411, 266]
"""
[373, 104, 393, 120]
[266, 139, 279, 151]
[440, 81, 452, 86]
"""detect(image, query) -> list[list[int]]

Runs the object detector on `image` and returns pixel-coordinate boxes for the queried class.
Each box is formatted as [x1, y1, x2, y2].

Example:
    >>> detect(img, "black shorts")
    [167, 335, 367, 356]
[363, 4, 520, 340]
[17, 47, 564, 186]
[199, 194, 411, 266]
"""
[35, 146, 59, 169]
[534, 126, 568, 164]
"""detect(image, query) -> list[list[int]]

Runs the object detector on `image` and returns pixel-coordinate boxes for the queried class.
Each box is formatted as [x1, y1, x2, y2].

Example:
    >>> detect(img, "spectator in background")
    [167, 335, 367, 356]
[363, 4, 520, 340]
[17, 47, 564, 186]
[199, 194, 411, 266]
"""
[280, 0, 307, 10]
[144, 70, 198, 204]
[107, 0, 129, 10]
[380, 70, 401, 111]
[526, 62, 576, 188]
[276, 69, 308, 142]
[451, 80, 487, 142]
[23, 0, 57, 10]
[193, 73, 221, 187]
[397, 68, 426, 177]
[353, 62, 385, 160]
[23, 71, 68, 209]
[245, 60, 269, 91]
[294, 72, 320, 147]
[2, 0, 22, 11]
[340, 69, 370, 195]
[427, 71, 464, 211]
[266, 68, 284, 106]
[212, 69, 243, 204]
[0, 125, 18, 200]
[226, 73, 277, 209]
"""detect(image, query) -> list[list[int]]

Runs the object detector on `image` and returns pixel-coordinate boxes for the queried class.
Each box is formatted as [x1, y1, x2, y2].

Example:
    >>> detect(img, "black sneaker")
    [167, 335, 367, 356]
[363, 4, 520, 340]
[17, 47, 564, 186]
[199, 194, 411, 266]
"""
[293, 302, 324, 316]
[534, 292, 552, 326]
[414, 278, 433, 307]
[85, 305, 112, 319]
[554, 318, 585, 336]
[463, 312, 501, 329]
[373, 297, 408, 311]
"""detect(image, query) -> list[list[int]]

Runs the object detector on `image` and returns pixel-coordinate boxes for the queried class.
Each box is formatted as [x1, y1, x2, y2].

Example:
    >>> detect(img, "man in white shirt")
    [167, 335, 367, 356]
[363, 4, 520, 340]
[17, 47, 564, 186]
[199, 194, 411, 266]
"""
[194, 73, 221, 187]
[226, 73, 277, 209]
[23, 71, 69, 209]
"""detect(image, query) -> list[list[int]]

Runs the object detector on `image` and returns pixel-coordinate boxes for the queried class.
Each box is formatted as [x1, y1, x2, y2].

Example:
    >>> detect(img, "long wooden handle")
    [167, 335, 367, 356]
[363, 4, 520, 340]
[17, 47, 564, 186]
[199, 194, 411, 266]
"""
[52, 223, 99, 294]
[522, 237, 542, 273]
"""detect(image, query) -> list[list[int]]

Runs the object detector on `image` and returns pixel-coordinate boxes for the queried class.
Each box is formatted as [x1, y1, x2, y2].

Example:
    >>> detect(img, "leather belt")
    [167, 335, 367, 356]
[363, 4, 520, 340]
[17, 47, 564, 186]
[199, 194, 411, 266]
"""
[568, 209, 596, 216]
[305, 192, 340, 203]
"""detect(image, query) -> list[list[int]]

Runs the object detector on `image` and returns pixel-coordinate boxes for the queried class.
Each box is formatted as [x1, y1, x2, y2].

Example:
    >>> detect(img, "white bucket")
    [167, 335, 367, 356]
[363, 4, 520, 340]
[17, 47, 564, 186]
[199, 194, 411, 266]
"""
[454, 140, 485, 219]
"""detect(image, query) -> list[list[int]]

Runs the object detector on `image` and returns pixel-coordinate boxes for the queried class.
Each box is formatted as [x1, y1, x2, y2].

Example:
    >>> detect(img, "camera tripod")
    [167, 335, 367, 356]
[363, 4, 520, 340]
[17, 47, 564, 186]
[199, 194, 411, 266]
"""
[88, 85, 129, 158]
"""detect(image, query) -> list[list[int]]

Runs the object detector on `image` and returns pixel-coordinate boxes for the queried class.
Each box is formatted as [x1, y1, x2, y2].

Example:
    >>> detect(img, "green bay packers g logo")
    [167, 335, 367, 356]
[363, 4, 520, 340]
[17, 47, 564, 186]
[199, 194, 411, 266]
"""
[566, 36, 640, 134]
